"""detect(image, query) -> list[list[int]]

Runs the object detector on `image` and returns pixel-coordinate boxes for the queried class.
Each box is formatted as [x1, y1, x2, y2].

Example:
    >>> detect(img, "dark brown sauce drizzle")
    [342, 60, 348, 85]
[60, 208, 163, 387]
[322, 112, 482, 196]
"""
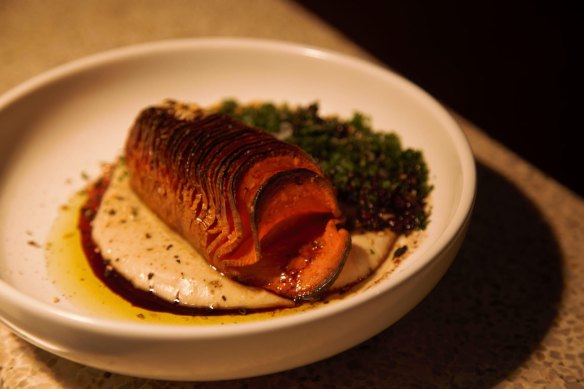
[77, 173, 288, 317]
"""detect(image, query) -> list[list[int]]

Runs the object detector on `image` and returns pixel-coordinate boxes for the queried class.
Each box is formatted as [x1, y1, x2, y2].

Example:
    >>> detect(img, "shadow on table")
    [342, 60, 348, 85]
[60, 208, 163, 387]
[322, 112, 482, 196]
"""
[27, 161, 563, 388]
[235, 161, 564, 388]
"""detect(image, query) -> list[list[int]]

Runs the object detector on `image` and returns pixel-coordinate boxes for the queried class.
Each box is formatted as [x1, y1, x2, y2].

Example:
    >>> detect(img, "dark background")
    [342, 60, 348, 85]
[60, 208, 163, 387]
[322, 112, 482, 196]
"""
[294, 1, 580, 196]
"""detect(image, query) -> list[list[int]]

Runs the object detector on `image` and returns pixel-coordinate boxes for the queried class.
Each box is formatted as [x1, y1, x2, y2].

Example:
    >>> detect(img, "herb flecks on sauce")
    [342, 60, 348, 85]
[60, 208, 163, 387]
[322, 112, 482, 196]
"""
[218, 100, 432, 234]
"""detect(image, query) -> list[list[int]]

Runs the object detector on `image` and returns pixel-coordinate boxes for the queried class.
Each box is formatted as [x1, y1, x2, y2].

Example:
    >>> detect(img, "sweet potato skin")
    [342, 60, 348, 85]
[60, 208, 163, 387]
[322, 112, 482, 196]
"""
[124, 101, 350, 299]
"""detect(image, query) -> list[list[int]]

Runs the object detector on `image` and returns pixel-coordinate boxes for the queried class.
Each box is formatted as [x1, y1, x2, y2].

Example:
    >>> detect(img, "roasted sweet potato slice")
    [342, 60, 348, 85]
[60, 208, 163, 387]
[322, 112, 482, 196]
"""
[233, 169, 350, 299]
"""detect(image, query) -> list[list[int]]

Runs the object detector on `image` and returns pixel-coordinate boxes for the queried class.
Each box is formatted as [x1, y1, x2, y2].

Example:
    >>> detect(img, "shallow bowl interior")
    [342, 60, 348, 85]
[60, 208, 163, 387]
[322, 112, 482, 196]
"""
[0, 38, 475, 380]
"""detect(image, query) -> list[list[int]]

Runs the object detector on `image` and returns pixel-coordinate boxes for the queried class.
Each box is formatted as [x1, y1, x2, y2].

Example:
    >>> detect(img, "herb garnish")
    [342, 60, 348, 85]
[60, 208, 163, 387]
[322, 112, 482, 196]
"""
[219, 100, 432, 234]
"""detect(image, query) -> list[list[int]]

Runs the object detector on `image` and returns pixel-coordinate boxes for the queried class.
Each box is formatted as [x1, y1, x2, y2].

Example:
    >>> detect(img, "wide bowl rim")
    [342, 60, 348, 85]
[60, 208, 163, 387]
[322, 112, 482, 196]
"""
[0, 37, 476, 340]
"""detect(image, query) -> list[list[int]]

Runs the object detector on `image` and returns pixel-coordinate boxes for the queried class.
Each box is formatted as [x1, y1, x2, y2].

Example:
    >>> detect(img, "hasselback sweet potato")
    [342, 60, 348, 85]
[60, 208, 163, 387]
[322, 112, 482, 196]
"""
[124, 101, 350, 300]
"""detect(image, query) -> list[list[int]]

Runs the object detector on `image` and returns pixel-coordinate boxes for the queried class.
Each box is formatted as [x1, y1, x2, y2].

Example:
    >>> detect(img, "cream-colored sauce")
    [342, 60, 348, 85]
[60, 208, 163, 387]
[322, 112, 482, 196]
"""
[332, 231, 396, 290]
[92, 164, 396, 310]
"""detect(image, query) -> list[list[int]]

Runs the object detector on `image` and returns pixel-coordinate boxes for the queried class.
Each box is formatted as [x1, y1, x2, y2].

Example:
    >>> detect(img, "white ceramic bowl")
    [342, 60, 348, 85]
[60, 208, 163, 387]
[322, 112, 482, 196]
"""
[0, 38, 475, 381]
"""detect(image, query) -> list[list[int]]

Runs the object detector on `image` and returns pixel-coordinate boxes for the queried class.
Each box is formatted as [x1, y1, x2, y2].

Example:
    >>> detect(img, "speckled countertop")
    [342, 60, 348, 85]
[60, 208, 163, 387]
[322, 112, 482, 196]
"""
[1, 1, 582, 388]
